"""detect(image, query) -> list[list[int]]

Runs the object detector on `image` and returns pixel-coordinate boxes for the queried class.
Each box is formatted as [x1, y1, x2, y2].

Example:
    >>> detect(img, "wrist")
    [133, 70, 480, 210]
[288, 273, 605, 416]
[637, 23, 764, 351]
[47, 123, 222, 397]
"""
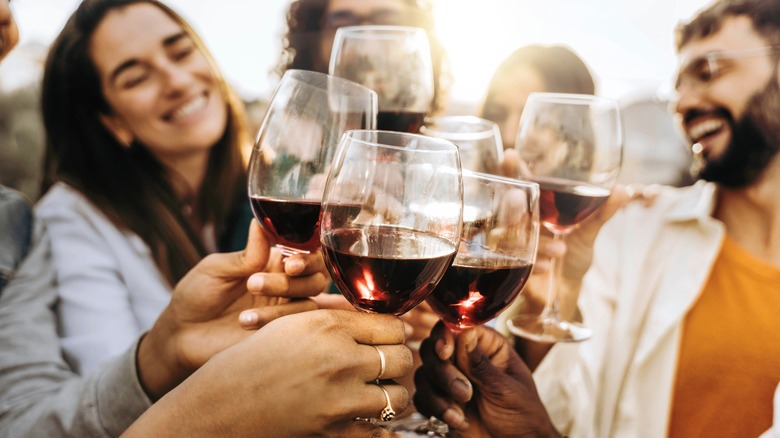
[136, 308, 187, 401]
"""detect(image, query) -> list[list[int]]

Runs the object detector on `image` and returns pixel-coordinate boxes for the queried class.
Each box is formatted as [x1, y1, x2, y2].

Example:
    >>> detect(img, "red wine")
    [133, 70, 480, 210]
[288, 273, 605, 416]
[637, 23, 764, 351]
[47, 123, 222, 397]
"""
[535, 178, 610, 234]
[249, 196, 321, 252]
[322, 226, 455, 315]
[377, 111, 426, 133]
[427, 254, 533, 331]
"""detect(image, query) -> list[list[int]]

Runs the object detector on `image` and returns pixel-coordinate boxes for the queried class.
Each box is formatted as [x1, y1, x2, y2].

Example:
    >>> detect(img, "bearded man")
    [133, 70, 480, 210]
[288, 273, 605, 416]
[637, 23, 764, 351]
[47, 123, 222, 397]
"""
[413, 1, 780, 437]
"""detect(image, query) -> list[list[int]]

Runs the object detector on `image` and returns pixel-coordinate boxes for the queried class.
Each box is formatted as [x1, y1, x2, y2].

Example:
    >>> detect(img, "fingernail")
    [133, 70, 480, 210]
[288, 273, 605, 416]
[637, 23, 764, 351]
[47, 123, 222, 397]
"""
[285, 258, 304, 275]
[239, 311, 258, 326]
[435, 338, 452, 360]
[247, 275, 264, 291]
[442, 408, 466, 429]
[449, 378, 472, 402]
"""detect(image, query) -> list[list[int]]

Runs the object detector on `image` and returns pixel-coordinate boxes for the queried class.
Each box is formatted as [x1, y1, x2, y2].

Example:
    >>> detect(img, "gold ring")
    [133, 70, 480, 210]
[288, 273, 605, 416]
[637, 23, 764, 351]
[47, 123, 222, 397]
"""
[373, 345, 386, 382]
[377, 383, 396, 422]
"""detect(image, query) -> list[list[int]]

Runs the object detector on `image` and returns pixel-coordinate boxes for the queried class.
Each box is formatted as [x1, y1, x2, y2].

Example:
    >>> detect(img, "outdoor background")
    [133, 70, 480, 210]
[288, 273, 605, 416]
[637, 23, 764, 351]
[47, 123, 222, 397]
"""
[6, 0, 711, 107]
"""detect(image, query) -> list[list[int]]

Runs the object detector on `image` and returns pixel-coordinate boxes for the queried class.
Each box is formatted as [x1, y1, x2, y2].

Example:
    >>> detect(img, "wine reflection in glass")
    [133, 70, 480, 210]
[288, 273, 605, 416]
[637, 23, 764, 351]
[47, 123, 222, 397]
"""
[427, 170, 540, 332]
[394, 171, 539, 437]
[507, 92, 623, 343]
[320, 130, 463, 316]
[420, 115, 504, 175]
[329, 25, 434, 133]
[247, 69, 377, 257]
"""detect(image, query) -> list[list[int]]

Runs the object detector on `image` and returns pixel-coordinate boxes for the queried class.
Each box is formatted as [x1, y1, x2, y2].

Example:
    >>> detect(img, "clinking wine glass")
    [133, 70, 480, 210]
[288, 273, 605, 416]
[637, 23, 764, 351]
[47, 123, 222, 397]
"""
[427, 170, 540, 332]
[507, 92, 623, 343]
[395, 171, 539, 437]
[420, 116, 504, 175]
[329, 25, 434, 133]
[247, 69, 377, 257]
[320, 130, 463, 316]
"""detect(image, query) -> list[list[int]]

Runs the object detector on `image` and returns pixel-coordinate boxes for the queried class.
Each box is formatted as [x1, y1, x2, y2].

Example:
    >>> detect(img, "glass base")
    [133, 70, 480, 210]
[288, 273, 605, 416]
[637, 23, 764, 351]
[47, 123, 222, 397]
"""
[382, 413, 449, 437]
[506, 315, 592, 343]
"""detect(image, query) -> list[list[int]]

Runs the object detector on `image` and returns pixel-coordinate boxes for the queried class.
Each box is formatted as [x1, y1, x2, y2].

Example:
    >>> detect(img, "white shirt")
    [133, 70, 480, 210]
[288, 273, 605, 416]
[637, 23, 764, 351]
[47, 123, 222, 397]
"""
[36, 183, 170, 375]
[503, 181, 780, 437]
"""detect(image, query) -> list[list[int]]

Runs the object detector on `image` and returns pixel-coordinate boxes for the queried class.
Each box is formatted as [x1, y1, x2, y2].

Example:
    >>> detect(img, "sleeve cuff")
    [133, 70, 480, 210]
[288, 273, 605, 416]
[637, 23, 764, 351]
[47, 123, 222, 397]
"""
[94, 338, 152, 436]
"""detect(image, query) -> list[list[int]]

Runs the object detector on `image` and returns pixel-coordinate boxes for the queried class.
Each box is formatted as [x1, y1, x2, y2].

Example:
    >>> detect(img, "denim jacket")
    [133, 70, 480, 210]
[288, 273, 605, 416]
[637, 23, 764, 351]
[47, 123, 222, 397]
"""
[0, 186, 33, 294]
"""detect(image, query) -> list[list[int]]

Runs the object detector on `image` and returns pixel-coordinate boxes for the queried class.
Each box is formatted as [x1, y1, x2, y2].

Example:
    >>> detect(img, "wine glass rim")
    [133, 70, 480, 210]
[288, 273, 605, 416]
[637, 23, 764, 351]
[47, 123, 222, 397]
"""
[344, 129, 459, 153]
[420, 116, 500, 141]
[281, 69, 378, 96]
[334, 25, 426, 36]
[527, 92, 618, 106]
[462, 169, 539, 192]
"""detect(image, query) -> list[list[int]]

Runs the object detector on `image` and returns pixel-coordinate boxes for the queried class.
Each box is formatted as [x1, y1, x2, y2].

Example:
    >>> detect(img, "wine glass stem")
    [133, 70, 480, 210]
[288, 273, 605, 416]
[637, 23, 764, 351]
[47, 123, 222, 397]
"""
[540, 232, 565, 321]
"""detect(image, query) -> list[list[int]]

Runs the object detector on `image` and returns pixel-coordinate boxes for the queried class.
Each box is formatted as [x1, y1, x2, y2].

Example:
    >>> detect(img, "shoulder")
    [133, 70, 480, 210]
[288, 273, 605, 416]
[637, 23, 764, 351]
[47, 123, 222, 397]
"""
[35, 182, 116, 229]
[36, 183, 94, 214]
[0, 186, 33, 225]
[612, 181, 716, 228]
[0, 186, 34, 280]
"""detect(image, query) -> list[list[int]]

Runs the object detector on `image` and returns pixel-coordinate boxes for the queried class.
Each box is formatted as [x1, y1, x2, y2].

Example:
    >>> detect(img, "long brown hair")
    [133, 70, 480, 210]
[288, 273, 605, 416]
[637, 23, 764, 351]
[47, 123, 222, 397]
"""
[478, 44, 595, 120]
[41, 0, 250, 285]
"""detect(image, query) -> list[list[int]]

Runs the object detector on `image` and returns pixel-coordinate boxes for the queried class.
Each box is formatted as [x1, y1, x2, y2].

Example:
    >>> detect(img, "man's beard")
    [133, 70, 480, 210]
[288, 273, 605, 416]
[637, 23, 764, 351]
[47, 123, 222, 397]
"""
[698, 75, 780, 188]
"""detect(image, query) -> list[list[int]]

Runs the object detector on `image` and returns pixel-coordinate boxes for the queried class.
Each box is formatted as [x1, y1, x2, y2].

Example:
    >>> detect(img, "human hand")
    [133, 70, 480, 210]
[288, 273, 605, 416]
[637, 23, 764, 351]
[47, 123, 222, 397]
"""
[125, 310, 413, 437]
[138, 220, 326, 400]
[400, 301, 439, 344]
[414, 323, 560, 438]
[237, 237, 330, 329]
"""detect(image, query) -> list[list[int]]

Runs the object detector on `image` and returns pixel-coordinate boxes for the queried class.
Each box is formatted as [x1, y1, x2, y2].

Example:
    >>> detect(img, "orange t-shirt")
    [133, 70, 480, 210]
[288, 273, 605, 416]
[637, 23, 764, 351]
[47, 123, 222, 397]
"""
[668, 236, 780, 437]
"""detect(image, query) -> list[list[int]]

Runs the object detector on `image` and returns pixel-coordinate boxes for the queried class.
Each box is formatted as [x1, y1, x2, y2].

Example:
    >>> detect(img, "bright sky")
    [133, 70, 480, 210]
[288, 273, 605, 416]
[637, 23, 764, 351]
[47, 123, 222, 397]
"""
[7, 0, 711, 107]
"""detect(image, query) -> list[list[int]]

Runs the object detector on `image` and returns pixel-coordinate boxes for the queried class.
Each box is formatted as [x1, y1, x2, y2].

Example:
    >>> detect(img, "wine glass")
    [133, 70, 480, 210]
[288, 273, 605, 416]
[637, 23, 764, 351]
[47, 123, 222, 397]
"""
[507, 92, 623, 343]
[420, 115, 504, 175]
[427, 170, 540, 331]
[329, 25, 434, 133]
[247, 69, 377, 257]
[390, 171, 539, 437]
[320, 129, 463, 316]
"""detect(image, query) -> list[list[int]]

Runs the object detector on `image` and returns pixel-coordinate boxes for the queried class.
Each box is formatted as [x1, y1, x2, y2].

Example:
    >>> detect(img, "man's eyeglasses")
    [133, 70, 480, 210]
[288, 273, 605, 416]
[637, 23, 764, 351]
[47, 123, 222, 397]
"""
[674, 45, 780, 91]
[322, 9, 413, 31]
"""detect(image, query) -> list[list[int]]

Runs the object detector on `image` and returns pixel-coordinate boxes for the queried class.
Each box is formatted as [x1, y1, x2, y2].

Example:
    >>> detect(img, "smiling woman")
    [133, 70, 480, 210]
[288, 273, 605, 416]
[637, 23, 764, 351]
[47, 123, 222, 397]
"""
[34, 0, 253, 376]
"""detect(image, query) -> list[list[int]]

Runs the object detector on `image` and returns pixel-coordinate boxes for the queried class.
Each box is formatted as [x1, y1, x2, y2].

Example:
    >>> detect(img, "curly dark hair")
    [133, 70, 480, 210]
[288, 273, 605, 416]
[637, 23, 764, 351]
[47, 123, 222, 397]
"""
[676, 0, 780, 50]
[275, 0, 450, 114]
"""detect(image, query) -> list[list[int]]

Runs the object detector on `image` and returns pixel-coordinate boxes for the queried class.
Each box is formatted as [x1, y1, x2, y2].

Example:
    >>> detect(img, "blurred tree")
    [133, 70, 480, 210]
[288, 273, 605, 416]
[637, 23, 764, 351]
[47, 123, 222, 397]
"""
[0, 83, 45, 201]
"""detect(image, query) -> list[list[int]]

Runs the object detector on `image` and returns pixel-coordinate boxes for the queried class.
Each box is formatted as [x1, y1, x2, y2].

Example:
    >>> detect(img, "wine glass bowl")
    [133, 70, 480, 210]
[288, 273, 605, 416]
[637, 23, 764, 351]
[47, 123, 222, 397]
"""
[426, 170, 540, 332]
[507, 92, 622, 343]
[329, 25, 434, 133]
[420, 116, 504, 175]
[320, 130, 463, 316]
[247, 69, 377, 256]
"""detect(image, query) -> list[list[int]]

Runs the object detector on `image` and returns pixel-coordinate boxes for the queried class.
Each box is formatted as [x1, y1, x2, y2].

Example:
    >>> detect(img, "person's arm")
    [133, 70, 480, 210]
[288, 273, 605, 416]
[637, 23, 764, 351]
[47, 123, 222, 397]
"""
[124, 310, 412, 437]
[1, 205, 330, 436]
[132, 220, 328, 399]
[0, 210, 151, 437]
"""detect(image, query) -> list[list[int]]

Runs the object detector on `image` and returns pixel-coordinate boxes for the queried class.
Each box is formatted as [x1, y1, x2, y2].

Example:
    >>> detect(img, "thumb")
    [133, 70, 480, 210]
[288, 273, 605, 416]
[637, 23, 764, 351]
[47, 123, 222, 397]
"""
[204, 219, 270, 278]
[456, 331, 511, 392]
[242, 219, 271, 271]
